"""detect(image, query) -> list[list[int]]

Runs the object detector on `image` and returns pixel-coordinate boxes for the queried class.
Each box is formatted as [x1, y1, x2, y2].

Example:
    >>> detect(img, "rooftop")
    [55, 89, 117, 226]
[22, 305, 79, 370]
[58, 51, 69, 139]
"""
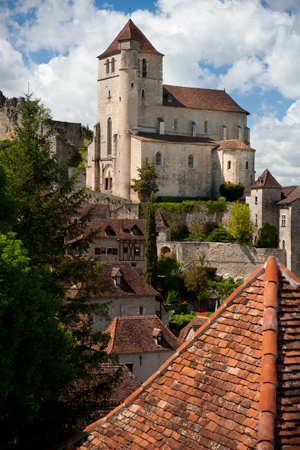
[59, 256, 300, 449]
[216, 139, 255, 152]
[178, 315, 209, 343]
[251, 169, 282, 189]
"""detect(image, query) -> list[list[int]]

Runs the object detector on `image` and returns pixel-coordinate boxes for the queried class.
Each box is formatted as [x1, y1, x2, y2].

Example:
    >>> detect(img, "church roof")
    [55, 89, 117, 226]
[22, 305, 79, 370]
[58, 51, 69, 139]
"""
[105, 316, 180, 354]
[251, 169, 282, 189]
[216, 139, 255, 152]
[57, 256, 300, 450]
[163, 85, 250, 114]
[133, 132, 216, 145]
[98, 19, 163, 59]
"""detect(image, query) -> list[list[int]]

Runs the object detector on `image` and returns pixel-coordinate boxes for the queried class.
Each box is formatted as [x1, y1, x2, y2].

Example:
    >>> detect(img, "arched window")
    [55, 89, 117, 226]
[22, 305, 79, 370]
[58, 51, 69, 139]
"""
[236, 124, 242, 140]
[188, 154, 194, 168]
[107, 117, 112, 156]
[191, 120, 196, 137]
[142, 58, 147, 77]
[111, 57, 115, 73]
[139, 306, 143, 315]
[105, 59, 110, 74]
[141, 89, 145, 99]
[246, 161, 249, 170]
[227, 160, 231, 170]
[204, 120, 209, 134]
[282, 240, 286, 249]
[174, 119, 178, 131]
[155, 151, 162, 166]
[221, 125, 227, 140]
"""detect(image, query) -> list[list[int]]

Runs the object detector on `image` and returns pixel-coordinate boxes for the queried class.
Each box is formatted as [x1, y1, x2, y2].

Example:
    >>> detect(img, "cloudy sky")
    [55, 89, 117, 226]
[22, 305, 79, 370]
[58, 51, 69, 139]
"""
[1, 0, 300, 185]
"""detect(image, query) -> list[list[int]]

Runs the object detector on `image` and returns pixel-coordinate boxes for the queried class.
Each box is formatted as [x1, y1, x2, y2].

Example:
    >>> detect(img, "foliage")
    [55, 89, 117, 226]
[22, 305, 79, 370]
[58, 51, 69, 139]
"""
[206, 196, 227, 215]
[169, 311, 197, 335]
[220, 182, 244, 202]
[170, 223, 189, 240]
[85, 124, 94, 141]
[203, 220, 218, 236]
[0, 95, 120, 449]
[131, 157, 159, 201]
[257, 223, 278, 248]
[227, 203, 255, 244]
[166, 289, 179, 304]
[144, 193, 158, 289]
[157, 256, 184, 296]
[156, 196, 214, 203]
[209, 277, 242, 302]
[184, 266, 208, 297]
[0, 167, 15, 233]
[207, 223, 234, 242]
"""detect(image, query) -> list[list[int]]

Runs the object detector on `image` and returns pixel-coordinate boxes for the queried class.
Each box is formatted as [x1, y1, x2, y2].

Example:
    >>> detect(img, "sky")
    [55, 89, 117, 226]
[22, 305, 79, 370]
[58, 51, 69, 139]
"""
[1, 0, 300, 186]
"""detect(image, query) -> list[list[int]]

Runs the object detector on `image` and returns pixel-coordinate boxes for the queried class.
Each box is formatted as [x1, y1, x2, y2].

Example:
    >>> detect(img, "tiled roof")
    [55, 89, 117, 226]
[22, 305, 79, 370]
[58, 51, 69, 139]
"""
[84, 218, 146, 240]
[133, 132, 216, 145]
[216, 139, 255, 152]
[155, 210, 169, 229]
[280, 185, 297, 199]
[74, 203, 109, 218]
[251, 169, 282, 189]
[163, 85, 249, 114]
[59, 256, 300, 449]
[105, 316, 180, 354]
[68, 263, 160, 299]
[98, 19, 163, 59]
[277, 185, 300, 205]
[178, 316, 209, 343]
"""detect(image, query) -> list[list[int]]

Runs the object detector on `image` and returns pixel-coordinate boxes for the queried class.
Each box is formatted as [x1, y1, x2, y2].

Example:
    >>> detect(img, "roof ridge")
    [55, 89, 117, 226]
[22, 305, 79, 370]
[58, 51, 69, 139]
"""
[258, 256, 279, 449]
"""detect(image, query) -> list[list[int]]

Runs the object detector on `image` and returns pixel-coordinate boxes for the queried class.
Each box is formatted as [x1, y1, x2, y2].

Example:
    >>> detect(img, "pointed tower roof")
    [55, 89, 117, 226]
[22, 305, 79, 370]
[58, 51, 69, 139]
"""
[98, 19, 163, 59]
[57, 256, 300, 450]
[251, 169, 282, 189]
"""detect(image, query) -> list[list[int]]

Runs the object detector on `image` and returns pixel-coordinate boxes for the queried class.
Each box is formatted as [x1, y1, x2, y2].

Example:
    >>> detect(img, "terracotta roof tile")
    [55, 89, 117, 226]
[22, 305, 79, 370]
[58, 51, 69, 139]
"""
[155, 210, 169, 228]
[84, 218, 146, 240]
[98, 19, 163, 59]
[57, 257, 300, 450]
[216, 139, 255, 152]
[277, 185, 300, 205]
[178, 316, 209, 342]
[251, 169, 282, 189]
[132, 132, 216, 145]
[163, 85, 249, 114]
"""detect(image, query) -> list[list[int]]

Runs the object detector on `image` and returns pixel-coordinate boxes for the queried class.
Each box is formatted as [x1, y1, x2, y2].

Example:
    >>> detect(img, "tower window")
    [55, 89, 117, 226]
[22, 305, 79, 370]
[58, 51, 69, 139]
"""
[111, 57, 115, 73]
[105, 59, 110, 74]
[155, 151, 162, 166]
[282, 240, 286, 249]
[188, 154, 194, 169]
[204, 120, 209, 134]
[142, 58, 147, 77]
[221, 125, 227, 140]
[107, 117, 112, 156]
[227, 160, 231, 170]
[141, 89, 145, 98]
[281, 215, 286, 227]
[246, 161, 249, 169]
[255, 196, 258, 204]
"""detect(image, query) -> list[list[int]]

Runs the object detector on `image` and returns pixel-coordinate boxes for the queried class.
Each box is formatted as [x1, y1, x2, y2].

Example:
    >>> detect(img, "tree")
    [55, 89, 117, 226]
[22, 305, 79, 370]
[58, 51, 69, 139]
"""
[184, 265, 208, 298]
[144, 193, 158, 289]
[227, 203, 255, 244]
[131, 157, 159, 201]
[0, 95, 120, 449]
[157, 256, 184, 296]
[257, 223, 278, 248]
[220, 182, 244, 201]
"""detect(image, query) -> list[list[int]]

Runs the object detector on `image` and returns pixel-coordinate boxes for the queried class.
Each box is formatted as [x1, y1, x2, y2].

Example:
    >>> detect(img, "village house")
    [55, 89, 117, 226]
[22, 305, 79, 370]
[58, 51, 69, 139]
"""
[86, 19, 255, 201]
[104, 315, 180, 382]
[67, 262, 168, 332]
[56, 256, 300, 449]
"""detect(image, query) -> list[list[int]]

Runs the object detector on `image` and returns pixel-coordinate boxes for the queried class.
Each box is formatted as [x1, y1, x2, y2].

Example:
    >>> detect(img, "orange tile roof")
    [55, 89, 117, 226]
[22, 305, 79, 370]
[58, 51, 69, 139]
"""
[163, 85, 249, 114]
[133, 132, 216, 145]
[277, 185, 300, 205]
[251, 169, 282, 189]
[55, 257, 300, 449]
[105, 316, 180, 354]
[216, 139, 255, 152]
[155, 210, 169, 228]
[84, 218, 146, 240]
[98, 19, 163, 59]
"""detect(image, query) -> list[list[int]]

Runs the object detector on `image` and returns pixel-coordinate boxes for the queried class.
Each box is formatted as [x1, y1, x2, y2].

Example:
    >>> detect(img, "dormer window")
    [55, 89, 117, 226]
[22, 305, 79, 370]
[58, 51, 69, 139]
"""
[132, 225, 143, 236]
[153, 328, 163, 346]
[111, 268, 122, 286]
[168, 94, 172, 103]
[105, 225, 116, 236]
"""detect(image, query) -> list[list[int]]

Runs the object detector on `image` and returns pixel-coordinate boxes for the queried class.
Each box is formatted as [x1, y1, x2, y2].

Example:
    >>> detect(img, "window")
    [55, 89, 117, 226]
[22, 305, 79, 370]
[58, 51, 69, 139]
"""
[244, 126, 250, 144]
[132, 225, 143, 236]
[107, 117, 112, 155]
[111, 57, 115, 73]
[157, 118, 164, 135]
[131, 82, 134, 88]
[141, 89, 145, 99]
[281, 215, 286, 227]
[168, 94, 172, 103]
[105, 59, 109, 74]
[282, 240, 286, 249]
[139, 306, 143, 315]
[246, 161, 249, 170]
[107, 248, 112, 254]
[191, 120, 196, 137]
[95, 248, 101, 255]
[227, 160, 231, 170]
[236, 125, 242, 140]
[107, 90, 111, 99]
[255, 197, 258, 204]
[155, 151, 162, 166]
[255, 214, 258, 226]
[105, 225, 116, 236]
[142, 58, 147, 77]
[101, 248, 106, 254]
[157, 336, 162, 345]
[188, 154, 194, 169]
[204, 120, 209, 134]
[125, 363, 134, 372]
[134, 246, 140, 257]
[221, 125, 227, 140]
[115, 275, 122, 286]
[112, 248, 118, 255]
[174, 119, 178, 131]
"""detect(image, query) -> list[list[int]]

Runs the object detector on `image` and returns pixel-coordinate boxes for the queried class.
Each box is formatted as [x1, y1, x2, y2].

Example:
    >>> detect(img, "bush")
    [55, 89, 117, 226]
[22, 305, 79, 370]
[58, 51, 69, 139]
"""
[220, 182, 244, 202]
[170, 223, 189, 240]
[166, 290, 179, 304]
[207, 223, 234, 242]
[203, 221, 218, 236]
[257, 223, 278, 248]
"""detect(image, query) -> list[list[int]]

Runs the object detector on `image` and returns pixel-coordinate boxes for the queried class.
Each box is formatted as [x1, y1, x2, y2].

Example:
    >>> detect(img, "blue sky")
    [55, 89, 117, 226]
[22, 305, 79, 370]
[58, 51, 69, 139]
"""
[1, 0, 300, 185]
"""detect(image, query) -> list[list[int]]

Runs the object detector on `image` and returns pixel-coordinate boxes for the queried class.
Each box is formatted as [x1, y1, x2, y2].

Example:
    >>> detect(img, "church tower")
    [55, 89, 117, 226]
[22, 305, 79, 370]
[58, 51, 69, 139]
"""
[88, 20, 163, 199]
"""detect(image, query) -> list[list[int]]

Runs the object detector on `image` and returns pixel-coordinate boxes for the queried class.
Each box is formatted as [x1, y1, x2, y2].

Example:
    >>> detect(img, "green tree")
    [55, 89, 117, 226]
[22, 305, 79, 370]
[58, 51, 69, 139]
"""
[184, 265, 208, 299]
[157, 256, 184, 296]
[131, 157, 159, 201]
[0, 95, 120, 449]
[220, 182, 244, 201]
[144, 193, 158, 289]
[227, 203, 255, 244]
[257, 223, 278, 248]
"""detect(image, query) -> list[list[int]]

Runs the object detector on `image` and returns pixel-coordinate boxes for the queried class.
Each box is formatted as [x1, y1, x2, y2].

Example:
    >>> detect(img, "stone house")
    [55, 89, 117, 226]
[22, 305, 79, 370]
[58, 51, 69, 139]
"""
[58, 256, 300, 449]
[86, 19, 255, 201]
[246, 169, 300, 277]
[104, 315, 180, 382]
[67, 262, 168, 332]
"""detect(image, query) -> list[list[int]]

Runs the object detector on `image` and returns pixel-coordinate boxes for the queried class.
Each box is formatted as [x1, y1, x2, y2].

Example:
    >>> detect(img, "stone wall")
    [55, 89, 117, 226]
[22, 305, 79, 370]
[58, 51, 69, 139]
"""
[157, 240, 286, 280]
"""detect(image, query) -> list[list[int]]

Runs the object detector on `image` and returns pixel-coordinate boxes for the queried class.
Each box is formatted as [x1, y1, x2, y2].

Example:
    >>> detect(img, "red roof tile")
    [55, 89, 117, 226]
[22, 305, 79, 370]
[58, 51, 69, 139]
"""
[84, 218, 146, 240]
[105, 316, 180, 354]
[98, 19, 163, 59]
[251, 169, 282, 189]
[163, 85, 249, 114]
[133, 132, 216, 145]
[216, 139, 255, 152]
[155, 210, 169, 228]
[277, 185, 300, 205]
[55, 258, 300, 450]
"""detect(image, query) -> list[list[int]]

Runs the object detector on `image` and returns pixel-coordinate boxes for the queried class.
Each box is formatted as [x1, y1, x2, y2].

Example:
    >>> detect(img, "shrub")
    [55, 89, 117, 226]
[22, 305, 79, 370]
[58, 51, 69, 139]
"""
[166, 290, 179, 304]
[203, 221, 218, 236]
[220, 182, 244, 202]
[257, 223, 278, 248]
[207, 223, 234, 242]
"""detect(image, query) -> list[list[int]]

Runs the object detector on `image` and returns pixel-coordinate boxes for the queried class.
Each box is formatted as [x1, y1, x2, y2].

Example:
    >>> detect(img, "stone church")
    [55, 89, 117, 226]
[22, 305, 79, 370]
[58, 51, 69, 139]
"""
[86, 19, 255, 201]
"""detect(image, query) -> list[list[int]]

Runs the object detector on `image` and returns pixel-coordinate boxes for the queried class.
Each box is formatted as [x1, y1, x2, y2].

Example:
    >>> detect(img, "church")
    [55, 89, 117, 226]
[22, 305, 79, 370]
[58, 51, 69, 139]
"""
[86, 19, 255, 201]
